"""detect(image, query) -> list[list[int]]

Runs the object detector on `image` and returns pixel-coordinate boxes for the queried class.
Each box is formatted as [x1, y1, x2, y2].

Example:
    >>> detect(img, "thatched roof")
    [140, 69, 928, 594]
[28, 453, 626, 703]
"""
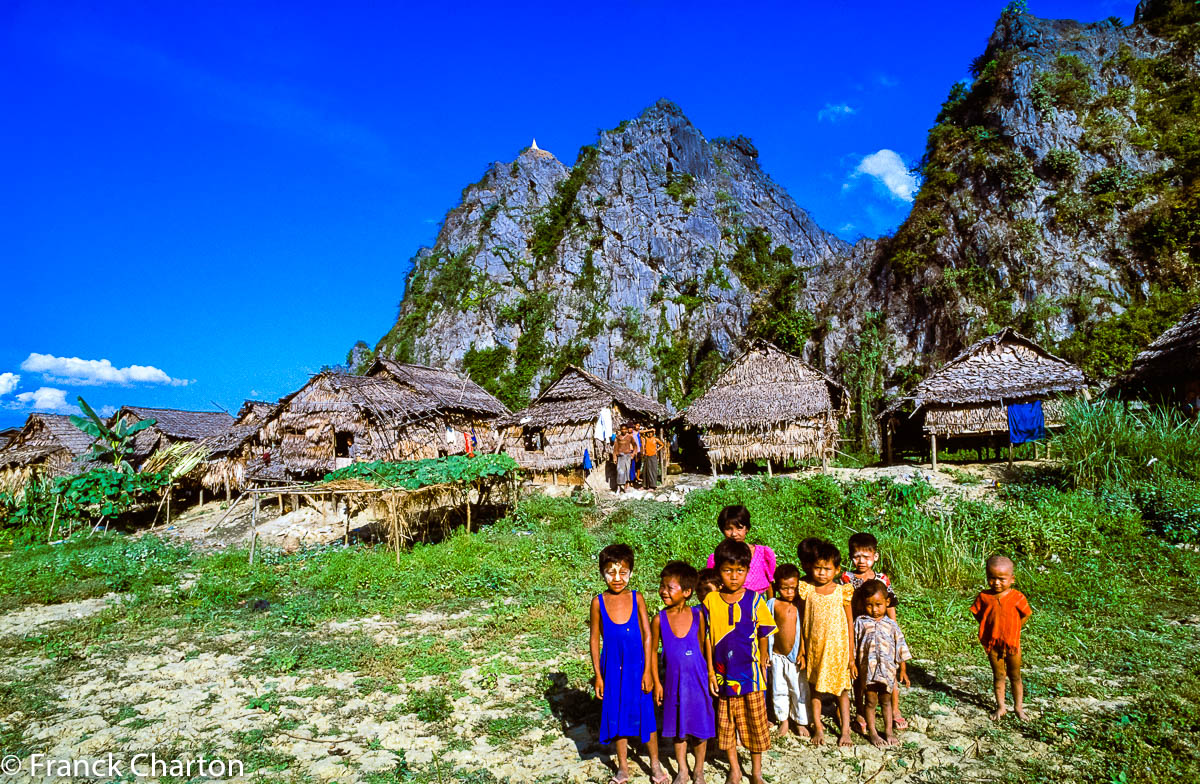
[883, 328, 1087, 417]
[118, 406, 234, 440]
[0, 427, 20, 450]
[682, 341, 849, 429]
[368, 358, 509, 418]
[1118, 301, 1200, 389]
[0, 413, 94, 469]
[235, 400, 278, 424]
[277, 371, 461, 422]
[498, 366, 667, 428]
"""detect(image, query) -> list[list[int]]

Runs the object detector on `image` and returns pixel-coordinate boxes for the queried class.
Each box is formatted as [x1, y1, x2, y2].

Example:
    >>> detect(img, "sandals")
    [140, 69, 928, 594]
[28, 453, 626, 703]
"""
[650, 770, 670, 784]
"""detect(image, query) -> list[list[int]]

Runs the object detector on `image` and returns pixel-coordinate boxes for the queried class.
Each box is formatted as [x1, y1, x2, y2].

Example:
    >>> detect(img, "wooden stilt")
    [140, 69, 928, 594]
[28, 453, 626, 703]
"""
[277, 493, 283, 513]
[165, 488, 171, 525]
[1008, 442, 1014, 467]
[225, 480, 231, 504]
[766, 460, 773, 478]
[930, 434, 938, 470]
[249, 530, 258, 566]
[47, 496, 60, 543]
[885, 425, 893, 466]
[199, 488, 204, 506]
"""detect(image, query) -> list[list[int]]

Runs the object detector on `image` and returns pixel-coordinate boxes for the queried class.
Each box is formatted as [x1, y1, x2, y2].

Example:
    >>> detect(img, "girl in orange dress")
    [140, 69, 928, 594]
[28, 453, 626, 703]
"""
[795, 540, 855, 746]
[969, 555, 1032, 721]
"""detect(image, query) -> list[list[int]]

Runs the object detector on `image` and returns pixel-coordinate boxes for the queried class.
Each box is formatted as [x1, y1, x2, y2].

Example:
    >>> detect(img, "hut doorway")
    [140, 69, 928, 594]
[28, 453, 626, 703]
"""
[523, 428, 545, 452]
[335, 432, 355, 459]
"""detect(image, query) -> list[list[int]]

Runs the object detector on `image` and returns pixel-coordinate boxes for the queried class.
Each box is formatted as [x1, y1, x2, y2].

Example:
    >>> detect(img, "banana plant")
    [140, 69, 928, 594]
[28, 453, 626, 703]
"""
[69, 397, 155, 473]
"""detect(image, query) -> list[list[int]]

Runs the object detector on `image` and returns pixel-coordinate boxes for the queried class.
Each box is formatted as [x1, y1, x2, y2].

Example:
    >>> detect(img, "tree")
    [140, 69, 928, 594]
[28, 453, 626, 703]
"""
[70, 397, 155, 473]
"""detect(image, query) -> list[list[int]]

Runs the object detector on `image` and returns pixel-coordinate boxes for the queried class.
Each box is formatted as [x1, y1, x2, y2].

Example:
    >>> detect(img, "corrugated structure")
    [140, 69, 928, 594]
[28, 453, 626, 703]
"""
[1115, 301, 1200, 402]
[255, 362, 509, 482]
[498, 366, 668, 474]
[0, 413, 95, 491]
[681, 340, 850, 469]
[880, 328, 1087, 463]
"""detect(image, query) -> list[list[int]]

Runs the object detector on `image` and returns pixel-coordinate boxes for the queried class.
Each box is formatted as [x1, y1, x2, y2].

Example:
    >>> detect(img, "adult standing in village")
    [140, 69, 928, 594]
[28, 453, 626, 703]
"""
[615, 425, 636, 493]
[631, 424, 643, 486]
[642, 428, 662, 490]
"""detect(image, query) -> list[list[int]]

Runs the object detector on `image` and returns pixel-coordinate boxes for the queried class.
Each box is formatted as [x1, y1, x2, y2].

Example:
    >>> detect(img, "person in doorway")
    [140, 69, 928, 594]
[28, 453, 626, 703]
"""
[615, 425, 636, 493]
[642, 428, 663, 490]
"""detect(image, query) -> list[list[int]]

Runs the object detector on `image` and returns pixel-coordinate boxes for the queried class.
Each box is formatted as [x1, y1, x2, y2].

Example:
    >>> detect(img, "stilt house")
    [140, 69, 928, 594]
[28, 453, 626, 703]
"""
[880, 328, 1087, 466]
[0, 413, 95, 490]
[680, 341, 850, 473]
[112, 406, 236, 469]
[199, 400, 278, 499]
[1115, 301, 1200, 408]
[498, 366, 668, 480]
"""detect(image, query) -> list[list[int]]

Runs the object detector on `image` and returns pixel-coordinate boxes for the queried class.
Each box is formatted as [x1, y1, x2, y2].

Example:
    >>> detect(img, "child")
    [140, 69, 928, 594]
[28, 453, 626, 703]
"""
[651, 561, 714, 784]
[794, 539, 855, 746]
[589, 544, 666, 784]
[703, 539, 776, 784]
[704, 506, 777, 598]
[840, 532, 905, 731]
[767, 564, 810, 738]
[796, 538, 821, 584]
[853, 580, 911, 747]
[970, 555, 1032, 721]
[696, 568, 721, 603]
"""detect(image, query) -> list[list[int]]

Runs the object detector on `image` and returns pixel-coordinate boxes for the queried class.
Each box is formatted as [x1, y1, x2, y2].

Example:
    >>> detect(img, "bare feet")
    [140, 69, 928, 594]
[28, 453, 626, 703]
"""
[854, 715, 868, 735]
[692, 771, 706, 784]
[991, 706, 1008, 721]
[794, 725, 811, 738]
[810, 727, 825, 746]
[671, 771, 690, 784]
[1014, 706, 1029, 721]
[837, 732, 853, 747]
[751, 775, 767, 784]
[776, 720, 789, 739]
[724, 772, 741, 784]
[868, 732, 887, 748]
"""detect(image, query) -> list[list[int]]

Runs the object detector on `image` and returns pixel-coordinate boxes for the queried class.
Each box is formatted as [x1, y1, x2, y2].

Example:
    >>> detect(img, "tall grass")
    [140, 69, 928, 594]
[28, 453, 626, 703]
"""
[1053, 398, 1200, 488]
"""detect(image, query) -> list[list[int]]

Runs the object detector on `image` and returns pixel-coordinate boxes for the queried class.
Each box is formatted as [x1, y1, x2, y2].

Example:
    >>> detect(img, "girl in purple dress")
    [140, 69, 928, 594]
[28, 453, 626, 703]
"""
[651, 561, 715, 784]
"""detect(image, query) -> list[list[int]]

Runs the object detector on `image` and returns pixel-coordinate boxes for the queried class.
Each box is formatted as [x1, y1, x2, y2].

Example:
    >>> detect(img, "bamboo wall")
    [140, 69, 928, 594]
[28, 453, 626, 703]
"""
[701, 418, 837, 467]
[923, 397, 1069, 436]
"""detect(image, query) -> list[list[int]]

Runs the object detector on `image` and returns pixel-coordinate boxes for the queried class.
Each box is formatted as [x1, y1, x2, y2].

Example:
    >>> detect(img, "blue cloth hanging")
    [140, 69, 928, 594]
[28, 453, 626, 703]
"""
[583, 448, 593, 470]
[1007, 400, 1045, 445]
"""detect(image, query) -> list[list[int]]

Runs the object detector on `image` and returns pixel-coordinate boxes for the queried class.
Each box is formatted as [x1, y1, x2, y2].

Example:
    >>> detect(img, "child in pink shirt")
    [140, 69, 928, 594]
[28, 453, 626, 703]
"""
[704, 505, 777, 597]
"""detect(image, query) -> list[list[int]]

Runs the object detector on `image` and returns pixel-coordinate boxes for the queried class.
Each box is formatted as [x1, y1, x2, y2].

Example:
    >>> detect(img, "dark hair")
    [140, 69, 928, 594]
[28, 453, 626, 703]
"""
[810, 539, 841, 568]
[797, 537, 822, 569]
[660, 560, 699, 593]
[717, 504, 751, 531]
[714, 538, 753, 568]
[986, 554, 1014, 572]
[848, 532, 879, 553]
[775, 563, 801, 585]
[598, 543, 634, 572]
[697, 567, 720, 587]
[854, 578, 889, 604]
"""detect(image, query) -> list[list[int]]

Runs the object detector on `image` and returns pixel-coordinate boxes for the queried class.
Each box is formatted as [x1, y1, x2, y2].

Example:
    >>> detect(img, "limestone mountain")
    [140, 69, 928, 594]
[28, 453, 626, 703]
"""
[358, 0, 1200, 434]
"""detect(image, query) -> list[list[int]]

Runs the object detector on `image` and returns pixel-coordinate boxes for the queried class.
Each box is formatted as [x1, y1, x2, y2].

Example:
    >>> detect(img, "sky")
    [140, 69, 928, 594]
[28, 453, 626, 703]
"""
[0, 0, 1132, 428]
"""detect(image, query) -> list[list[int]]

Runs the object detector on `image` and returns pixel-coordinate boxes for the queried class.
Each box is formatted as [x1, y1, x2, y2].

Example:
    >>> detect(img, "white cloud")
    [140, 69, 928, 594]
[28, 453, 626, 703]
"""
[852, 150, 919, 203]
[818, 103, 855, 122]
[20, 353, 190, 387]
[98, 405, 117, 417]
[14, 387, 80, 414]
[0, 373, 19, 396]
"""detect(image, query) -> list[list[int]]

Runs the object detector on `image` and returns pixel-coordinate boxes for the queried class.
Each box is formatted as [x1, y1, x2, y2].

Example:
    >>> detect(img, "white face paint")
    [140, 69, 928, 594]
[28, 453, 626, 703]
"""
[603, 563, 631, 591]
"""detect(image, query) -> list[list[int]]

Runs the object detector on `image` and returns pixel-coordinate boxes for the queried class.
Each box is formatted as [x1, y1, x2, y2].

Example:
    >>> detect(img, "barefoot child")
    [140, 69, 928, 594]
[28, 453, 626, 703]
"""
[651, 561, 714, 784]
[970, 555, 1032, 721]
[767, 565, 810, 738]
[705, 506, 777, 598]
[840, 533, 905, 732]
[853, 580, 911, 747]
[795, 540, 855, 746]
[703, 539, 776, 784]
[590, 544, 667, 784]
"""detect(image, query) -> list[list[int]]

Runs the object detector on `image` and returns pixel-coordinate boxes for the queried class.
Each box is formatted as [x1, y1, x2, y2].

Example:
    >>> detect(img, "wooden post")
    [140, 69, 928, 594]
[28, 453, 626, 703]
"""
[47, 495, 60, 543]
[766, 460, 773, 478]
[1008, 442, 1014, 467]
[225, 480, 231, 504]
[277, 493, 283, 513]
[199, 488, 204, 506]
[711, 461, 718, 479]
[165, 488, 171, 525]
[885, 424, 893, 466]
[930, 434, 938, 470]
[249, 530, 257, 566]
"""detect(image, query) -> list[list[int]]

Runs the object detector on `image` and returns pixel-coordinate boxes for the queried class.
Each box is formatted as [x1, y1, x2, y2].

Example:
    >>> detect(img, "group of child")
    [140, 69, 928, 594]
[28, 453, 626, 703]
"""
[588, 505, 1032, 784]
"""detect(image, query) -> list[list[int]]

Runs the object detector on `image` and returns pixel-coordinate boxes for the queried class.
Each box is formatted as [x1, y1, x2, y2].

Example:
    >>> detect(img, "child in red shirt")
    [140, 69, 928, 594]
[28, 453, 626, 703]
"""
[970, 555, 1032, 721]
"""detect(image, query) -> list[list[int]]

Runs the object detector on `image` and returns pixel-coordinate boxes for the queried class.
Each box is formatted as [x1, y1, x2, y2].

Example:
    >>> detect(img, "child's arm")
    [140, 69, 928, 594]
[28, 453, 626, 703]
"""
[636, 592, 653, 694]
[589, 596, 604, 699]
[898, 661, 910, 687]
[703, 613, 719, 697]
[758, 634, 771, 677]
[845, 600, 857, 679]
[649, 613, 664, 706]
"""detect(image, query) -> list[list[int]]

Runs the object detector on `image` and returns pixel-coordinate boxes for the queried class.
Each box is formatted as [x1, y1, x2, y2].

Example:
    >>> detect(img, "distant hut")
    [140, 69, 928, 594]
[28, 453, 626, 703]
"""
[680, 341, 850, 474]
[880, 328, 1088, 466]
[0, 413, 94, 491]
[112, 406, 236, 469]
[497, 366, 668, 483]
[256, 365, 508, 482]
[199, 400, 278, 501]
[1115, 301, 1200, 411]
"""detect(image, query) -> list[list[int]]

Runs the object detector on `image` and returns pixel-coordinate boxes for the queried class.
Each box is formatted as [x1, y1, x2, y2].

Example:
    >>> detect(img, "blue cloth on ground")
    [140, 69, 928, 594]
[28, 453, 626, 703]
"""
[1007, 401, 1045, 445]
[583, 449, 593, 470]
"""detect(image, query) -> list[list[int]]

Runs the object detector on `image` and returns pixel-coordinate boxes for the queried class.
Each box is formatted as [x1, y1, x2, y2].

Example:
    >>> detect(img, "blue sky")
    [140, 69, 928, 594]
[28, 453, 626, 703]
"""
[0, 0, 1130, 428]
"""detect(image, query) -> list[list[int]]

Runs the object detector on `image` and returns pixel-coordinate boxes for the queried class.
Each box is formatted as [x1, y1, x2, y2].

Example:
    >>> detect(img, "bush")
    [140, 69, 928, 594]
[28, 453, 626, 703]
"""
[1043, 148, 1081, 181]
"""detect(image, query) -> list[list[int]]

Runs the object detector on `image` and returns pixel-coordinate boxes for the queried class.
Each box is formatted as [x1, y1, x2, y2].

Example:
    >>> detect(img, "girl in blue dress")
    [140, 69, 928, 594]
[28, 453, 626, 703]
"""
[590, 544, 666, 784]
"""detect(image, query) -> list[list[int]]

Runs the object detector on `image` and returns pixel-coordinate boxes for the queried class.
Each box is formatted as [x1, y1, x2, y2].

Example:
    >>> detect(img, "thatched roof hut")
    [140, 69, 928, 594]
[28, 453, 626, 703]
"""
[1115, 301, 1200, 404]
[498, 366, 668, 476]
[199, 400, 279, 497]
[113, 406, 235, 467]
[256, 366, 509, 482]
[680, 340, 850, 471]
[0, 413, 95, 491]
[0, 427, 21, 451]
[880, 328, 1087, 465]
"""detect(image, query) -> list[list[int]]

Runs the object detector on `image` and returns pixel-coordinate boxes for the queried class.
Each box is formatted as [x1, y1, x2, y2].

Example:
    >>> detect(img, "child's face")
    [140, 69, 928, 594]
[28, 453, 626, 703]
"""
[987, 564, 1015, 593]
[776, 575, 799, 602]
[810, 558, 838, 587]
[721, 524, 748, 543]
[718, 560, 748, 592]
[697, 580, 720, 601]
[863, 591, 890, 620]
[602, 561, 632, 594]
[850, 548, 878, 574]
[659, 577, 691, 608]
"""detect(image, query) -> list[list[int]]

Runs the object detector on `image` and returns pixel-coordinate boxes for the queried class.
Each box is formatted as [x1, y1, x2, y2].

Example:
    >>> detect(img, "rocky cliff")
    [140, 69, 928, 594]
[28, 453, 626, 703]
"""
[358, 0, 1199, 430]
